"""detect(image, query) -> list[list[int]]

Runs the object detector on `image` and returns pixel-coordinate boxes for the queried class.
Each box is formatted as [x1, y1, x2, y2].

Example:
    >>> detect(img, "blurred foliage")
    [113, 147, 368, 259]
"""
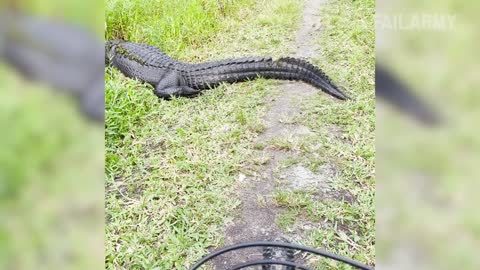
[0, 0, 104, 269]
[377, 0, 480, 269]
[4, 0, 104, 34]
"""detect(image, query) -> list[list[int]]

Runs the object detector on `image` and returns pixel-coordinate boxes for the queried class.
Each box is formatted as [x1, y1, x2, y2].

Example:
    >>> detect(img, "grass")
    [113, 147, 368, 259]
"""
[105, 0, 374, 269]
[105, 0, 255, 53]
[268, 0, 375, 268]
[105, 0, 302, 269]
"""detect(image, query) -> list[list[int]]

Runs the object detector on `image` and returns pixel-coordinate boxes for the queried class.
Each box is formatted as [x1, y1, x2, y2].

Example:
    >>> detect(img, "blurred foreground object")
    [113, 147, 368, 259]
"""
[376, 64, 440, 125]
[377, 0, 480, 269]
[190, 241, 373, 270]
[0, 10, 104, 122]
[0, 5, 104, 270]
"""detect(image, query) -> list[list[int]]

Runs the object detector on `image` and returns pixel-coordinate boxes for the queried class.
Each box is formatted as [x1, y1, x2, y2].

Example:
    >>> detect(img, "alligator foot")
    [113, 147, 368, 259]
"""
[154, 85, 202, 99]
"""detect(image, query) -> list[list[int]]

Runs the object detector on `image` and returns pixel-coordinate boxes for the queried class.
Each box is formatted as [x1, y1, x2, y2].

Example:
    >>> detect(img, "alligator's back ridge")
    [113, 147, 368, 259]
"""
[278, 57, 334, 85]
[109, 41, 180, 68]
[106, 40, 348, 100]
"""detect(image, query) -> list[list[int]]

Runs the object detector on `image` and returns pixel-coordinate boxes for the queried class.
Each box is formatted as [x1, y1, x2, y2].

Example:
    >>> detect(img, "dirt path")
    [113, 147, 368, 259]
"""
[212, 0, 331, 268]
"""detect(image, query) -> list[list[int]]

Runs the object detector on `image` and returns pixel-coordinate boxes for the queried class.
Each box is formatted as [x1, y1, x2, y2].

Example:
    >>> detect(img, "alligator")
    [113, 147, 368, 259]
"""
[105, 40, 349, 100]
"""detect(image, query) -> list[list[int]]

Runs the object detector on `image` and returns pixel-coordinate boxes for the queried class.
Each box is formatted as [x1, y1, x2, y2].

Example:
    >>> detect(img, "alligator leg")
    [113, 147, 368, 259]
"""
[153, 70, 201, 99]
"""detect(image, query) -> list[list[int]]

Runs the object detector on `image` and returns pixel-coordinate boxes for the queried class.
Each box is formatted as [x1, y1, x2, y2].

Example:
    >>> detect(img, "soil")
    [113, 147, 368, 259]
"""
[212, 1, 336, 268]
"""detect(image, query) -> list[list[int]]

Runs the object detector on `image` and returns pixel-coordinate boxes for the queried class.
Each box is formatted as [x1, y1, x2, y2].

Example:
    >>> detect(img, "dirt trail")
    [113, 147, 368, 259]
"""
[212, 0, 331, 268]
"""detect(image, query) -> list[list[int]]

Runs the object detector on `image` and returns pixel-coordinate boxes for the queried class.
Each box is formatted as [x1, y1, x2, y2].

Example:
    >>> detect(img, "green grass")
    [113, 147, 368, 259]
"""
[105, 0, 302, 269]
[267, 0, 375, 268]
[106, 0, 255, 53]
[105, 0, 374, 269]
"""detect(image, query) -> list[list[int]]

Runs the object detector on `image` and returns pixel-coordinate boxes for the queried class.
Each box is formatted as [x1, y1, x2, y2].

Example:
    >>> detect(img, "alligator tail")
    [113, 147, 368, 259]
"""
[190, 57, 348, 100]
[273, 57, 348, 100]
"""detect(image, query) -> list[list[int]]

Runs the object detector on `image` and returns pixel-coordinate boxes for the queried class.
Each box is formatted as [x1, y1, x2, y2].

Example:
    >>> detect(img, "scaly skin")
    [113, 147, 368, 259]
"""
[105, 40, 348, 100]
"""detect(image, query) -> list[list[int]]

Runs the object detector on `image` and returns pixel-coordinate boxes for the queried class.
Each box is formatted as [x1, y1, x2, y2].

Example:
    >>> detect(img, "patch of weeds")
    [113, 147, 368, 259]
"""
[268, 136, 301, 151]
[276, 212, 297, 231]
